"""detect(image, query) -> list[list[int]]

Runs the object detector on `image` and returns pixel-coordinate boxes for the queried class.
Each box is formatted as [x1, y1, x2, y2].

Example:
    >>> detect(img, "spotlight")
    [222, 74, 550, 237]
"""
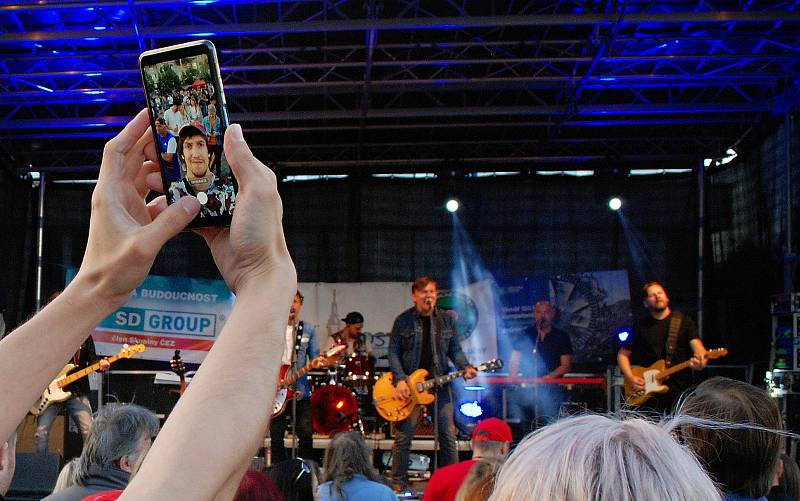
[445, 198, 460, 213]
[608, 197, 622, 211]
[617, 329, 630, 342]
[458, 401, 484, 418]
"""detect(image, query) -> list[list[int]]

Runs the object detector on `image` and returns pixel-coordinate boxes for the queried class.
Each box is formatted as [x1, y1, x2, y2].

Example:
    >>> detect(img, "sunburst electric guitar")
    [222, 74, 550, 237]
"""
[373, 358, 503, 422]
[624, 347, 728, 406]
[272, 344, 347, 417]
[30, 344, 146, 416]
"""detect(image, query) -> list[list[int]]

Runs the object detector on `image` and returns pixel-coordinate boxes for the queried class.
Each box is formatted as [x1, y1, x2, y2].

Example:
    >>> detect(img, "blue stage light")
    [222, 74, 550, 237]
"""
[617, 330, 630, 342]
[459, 401, 483, 418]
[463, 385, 485, 391]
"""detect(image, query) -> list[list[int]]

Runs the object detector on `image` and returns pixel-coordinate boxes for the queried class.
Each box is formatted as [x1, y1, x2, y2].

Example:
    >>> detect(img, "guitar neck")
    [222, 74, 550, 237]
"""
[422, 368, 470, 390]
[58, 355, 121, 388]
[283, 363, 314, 386]
[656, 359, 693, 381]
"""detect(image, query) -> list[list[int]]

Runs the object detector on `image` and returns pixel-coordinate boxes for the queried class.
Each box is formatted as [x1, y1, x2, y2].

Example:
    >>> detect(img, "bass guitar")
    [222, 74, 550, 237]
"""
[30, 344, 146, 416]
[624, 347, 728, 407]
[272, 344, 346, 417]
[373, 358, 503, 422]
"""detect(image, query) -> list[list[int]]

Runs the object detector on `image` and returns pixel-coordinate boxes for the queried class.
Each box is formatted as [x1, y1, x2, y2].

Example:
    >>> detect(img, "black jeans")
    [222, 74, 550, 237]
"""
[270, 397, 313, 463]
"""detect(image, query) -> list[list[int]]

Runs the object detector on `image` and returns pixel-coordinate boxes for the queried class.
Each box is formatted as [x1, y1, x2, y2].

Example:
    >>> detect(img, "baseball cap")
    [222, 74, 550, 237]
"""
[342, 312, 364, 325]
[178, 123, 207, 139]
[472, 417, 512, 443]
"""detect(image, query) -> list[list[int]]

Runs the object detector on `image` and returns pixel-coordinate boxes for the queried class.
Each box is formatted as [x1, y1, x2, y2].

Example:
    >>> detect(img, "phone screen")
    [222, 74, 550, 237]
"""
[140, 41, 236, 227]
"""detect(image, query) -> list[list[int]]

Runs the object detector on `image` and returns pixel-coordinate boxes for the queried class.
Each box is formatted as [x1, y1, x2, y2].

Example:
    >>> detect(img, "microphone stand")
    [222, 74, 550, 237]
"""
[290, 321, 303, 459]
[532, 328, 540, 432]
[431, 308, 442, 472]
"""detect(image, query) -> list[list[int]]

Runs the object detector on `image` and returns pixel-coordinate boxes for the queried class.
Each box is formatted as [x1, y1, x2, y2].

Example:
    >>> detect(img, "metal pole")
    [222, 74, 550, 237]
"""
[785, 112, 794, 294]
[697, 160, 705, 338]
[35, 172, 46, 312]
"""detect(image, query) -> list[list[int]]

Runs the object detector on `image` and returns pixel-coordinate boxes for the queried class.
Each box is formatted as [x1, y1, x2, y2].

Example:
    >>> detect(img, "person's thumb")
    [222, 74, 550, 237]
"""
[143, 196, 200, 245]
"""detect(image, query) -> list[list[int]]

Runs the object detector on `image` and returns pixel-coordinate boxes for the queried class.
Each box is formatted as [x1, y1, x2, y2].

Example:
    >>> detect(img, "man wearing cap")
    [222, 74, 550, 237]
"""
[422, 417, 512, 501]
[332, 312, 372, 356]
[168, 123, 235, 218]
[162, 96, 187, 135]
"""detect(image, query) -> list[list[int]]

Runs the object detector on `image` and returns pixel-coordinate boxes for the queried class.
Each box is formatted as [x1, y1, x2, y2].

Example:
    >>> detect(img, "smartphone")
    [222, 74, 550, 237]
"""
[139, 40, 237, 227]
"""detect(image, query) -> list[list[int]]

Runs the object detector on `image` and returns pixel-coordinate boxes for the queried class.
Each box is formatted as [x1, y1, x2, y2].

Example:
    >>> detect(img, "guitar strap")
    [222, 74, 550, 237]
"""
[294, 321, 304, 366]
[432, 309, 443, 380]
[664, 311, 683, 368]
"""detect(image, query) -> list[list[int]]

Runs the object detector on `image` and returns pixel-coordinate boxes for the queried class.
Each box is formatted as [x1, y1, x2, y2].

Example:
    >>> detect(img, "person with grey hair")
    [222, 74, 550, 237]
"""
[318, 431, 394, 501]
[488, 413, 722, 501]
[42, 403, 159, 501]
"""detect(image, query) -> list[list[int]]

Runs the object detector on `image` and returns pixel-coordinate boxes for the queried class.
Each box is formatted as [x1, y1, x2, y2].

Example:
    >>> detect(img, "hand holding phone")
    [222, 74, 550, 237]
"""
[140, 40, 237, 228]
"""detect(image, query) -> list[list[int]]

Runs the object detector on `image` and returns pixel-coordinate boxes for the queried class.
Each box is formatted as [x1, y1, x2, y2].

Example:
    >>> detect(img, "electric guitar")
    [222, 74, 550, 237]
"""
[30, 344, 146, 416]
[272, 344, 347, 417]
[170, 350, 187, 396]
[373, 358, 503, 422]
[624, 348, 728, 406]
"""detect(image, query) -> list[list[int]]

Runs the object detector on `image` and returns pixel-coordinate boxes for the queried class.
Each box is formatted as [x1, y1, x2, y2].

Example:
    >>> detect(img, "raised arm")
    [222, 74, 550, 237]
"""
[0, 109, 199, 444]
[121, 123, 296, 500]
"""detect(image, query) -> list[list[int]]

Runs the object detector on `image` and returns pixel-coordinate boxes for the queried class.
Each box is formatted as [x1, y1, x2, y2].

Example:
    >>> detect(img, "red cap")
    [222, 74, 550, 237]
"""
[471, 417, 512, 443]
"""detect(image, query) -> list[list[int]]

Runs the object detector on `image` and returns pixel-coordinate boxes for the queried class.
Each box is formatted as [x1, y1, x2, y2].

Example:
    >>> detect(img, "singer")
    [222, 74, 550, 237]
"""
[387, 276, 477, 492]
[269, 290, 321, 463]
[506, 300, 572, 438]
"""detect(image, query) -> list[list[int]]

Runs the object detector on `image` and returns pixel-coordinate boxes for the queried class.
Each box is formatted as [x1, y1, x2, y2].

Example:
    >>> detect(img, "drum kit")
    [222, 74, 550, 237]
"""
[309, 352, 381, 435]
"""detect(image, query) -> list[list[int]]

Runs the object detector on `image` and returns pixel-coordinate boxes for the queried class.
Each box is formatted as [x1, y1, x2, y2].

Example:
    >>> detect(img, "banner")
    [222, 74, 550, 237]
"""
[499, 270, 632, 366]
[89, 274, 234, 363]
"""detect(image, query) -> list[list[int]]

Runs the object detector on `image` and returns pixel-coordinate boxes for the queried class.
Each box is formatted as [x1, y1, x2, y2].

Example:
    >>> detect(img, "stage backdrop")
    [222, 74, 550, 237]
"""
[499, 270, 632, 366]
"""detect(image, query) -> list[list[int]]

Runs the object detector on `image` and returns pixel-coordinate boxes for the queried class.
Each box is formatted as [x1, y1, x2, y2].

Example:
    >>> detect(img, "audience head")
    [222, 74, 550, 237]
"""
[676, 376, 783, 498]
[471, 418, 512, 459]
[52, 457, 80, 494]
[322, 431, 385, 485]
[77, 403, 159, 485]
[234, 470, 285, 501]
[455, 458, 502, 501]
[268, 457, 318, 501]
[779, 453, 800, 501]
[488, 414, 720, 501]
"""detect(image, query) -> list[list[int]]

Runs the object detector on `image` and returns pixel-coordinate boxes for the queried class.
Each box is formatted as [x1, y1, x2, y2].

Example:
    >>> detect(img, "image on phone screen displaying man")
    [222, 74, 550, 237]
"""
[142, 53, 235, 219]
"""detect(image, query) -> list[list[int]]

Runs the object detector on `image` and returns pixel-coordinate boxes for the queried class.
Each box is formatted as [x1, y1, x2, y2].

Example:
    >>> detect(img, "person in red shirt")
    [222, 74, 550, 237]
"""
[422, 418, 512, 501]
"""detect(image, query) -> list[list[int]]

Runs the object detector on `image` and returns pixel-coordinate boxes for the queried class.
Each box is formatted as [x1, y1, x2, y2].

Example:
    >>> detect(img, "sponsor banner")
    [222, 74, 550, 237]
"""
[75, 271, 234, 363]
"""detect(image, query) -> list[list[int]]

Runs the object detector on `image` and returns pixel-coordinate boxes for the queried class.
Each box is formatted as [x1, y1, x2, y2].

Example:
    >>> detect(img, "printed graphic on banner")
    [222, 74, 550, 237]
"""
[500, 270, 632, 366]
[68, 269, 234, 363]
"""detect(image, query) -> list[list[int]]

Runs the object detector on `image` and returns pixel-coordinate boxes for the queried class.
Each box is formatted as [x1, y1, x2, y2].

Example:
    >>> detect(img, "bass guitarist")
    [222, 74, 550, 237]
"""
[388, 276, 476, 492]
[617, 281, 708, 413]
[269, 290, 322, 463]
[35, 334, 109, 454]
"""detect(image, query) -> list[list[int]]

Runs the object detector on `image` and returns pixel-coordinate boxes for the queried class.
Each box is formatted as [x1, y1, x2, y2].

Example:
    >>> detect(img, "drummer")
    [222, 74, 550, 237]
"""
[332, 311, 372, 356]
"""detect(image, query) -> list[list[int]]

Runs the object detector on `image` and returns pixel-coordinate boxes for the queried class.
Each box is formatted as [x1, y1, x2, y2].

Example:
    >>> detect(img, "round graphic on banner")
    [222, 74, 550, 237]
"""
[437, 290, 479, 342]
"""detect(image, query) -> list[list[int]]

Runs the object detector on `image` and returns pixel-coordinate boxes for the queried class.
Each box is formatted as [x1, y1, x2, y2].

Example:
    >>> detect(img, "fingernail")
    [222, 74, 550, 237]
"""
[179, 196, 199, 215]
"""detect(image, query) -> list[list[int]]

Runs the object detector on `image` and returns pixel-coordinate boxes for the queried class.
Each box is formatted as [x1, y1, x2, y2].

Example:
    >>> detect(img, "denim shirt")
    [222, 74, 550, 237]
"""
[291, 321, 320, 399]
[388, 307, 470, 385]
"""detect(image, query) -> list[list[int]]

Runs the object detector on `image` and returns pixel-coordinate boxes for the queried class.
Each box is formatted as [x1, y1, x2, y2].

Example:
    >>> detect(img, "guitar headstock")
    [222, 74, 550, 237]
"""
[705, 348, 729, 359]
[477, 358, 503, 372]
[170, 350, 186, 376]
[119, 344, 146, 359]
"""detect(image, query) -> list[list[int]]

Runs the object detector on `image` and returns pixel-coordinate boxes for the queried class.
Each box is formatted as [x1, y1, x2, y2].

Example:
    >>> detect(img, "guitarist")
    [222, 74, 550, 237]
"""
[617, 281, 708, 413]
[269, 291, 321, 463]
[35, 335, 109, 454]
[388, 276, 477, 492]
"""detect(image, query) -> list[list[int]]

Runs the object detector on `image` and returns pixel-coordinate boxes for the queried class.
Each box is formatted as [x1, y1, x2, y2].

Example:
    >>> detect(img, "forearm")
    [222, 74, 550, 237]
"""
[123, 283, 290, 500]
[548, 358, 571, 378]
[617, 351, 635, 379]
[0, 277, 120, 443]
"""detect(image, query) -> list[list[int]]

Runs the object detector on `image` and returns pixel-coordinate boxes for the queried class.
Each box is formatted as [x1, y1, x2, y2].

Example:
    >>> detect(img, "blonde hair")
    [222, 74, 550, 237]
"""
[488, 414, 721, 501]
[52, 457, 80, 494]
[455, 458, 502, 501]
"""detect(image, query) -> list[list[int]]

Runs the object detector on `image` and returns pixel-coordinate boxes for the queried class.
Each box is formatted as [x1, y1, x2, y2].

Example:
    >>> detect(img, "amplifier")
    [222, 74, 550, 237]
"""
[390, 412, 434, 438]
